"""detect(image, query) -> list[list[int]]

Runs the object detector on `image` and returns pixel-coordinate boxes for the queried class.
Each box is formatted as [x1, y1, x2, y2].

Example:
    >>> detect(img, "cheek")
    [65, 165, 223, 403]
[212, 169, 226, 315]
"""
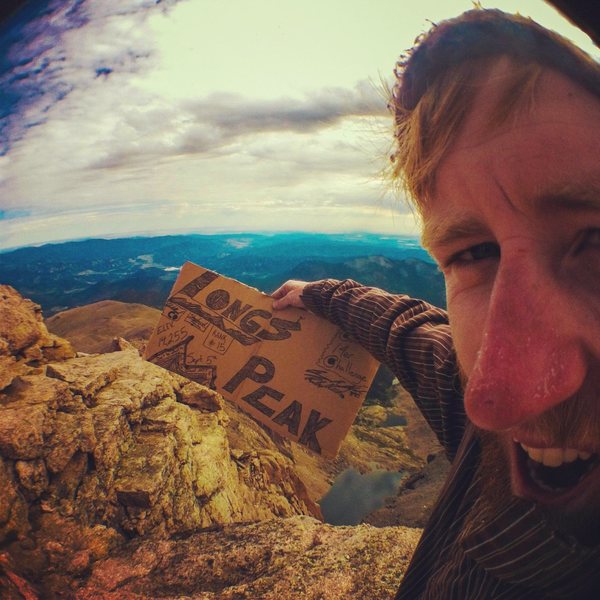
[447, 287, 489, 376]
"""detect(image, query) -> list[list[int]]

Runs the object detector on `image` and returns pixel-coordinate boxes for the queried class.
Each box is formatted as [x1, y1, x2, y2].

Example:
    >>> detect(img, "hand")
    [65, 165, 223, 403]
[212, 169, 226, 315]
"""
[271, 280, 309, 310]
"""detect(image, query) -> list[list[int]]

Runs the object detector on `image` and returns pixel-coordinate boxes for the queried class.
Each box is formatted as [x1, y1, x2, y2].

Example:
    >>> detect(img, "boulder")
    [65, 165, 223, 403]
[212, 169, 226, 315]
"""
[0, 285, 75, 391]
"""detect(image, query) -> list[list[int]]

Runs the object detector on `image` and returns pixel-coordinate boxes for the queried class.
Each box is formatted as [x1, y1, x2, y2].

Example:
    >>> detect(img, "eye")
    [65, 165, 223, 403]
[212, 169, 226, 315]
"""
[574, 228, 600, 254]
[445, 241, 500, 268]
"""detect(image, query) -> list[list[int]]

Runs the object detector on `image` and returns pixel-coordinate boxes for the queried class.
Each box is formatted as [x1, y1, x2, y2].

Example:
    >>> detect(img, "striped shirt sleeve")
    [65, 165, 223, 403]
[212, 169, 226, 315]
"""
[301, 279, 466, 458]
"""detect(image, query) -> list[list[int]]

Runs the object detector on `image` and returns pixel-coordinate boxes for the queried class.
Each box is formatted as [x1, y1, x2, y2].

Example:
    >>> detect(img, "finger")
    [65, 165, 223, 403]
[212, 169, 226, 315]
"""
[271, 285, 288, 299]
[272, 295, 293, 310]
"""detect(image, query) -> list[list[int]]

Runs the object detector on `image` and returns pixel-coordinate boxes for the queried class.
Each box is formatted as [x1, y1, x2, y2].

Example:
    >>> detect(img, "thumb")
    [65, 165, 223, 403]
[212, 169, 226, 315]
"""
[271, 284, 289, 299]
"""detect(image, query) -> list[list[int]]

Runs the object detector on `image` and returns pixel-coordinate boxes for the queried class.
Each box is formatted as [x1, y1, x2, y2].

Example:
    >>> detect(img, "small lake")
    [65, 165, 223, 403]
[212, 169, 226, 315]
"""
[319, 468, 405, 525]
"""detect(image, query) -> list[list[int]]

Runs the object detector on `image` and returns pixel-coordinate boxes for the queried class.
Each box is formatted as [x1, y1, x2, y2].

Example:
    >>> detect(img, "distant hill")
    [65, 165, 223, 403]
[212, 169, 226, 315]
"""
[0, 233, 445, 315]
[47, 300, 161, 354]
[272, 255, 445, 309]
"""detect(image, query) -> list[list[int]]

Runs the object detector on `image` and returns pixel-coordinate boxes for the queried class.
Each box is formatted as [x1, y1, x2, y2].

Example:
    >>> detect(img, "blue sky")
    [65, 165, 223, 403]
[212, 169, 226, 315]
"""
[0, 0, 596, 250]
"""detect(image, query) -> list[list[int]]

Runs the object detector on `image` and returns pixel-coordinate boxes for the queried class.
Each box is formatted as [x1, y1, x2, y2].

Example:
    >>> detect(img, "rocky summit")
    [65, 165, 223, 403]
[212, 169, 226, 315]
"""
[0, 285, 425, 599]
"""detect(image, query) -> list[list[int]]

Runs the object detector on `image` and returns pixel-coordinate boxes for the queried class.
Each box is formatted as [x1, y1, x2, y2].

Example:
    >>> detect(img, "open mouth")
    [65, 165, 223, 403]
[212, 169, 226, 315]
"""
[513, 441, 599, 505]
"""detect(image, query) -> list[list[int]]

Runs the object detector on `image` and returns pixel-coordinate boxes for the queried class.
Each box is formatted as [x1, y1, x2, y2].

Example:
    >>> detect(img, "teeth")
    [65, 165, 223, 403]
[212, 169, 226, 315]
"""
[541, 448, 563, 467]
[563, 448, 578, 463]
[519, 443, 594, 467]
[525, 446, 544, 463]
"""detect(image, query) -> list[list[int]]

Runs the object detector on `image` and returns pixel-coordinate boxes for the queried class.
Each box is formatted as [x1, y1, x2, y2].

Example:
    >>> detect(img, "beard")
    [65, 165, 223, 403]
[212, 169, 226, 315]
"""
[477, 429, 600, 547]
[458, 356, 600, 547]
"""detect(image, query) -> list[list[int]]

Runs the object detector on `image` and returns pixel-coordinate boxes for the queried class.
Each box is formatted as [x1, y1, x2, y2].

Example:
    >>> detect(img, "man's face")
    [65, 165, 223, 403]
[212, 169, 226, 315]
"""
[424, 63, 600, 535]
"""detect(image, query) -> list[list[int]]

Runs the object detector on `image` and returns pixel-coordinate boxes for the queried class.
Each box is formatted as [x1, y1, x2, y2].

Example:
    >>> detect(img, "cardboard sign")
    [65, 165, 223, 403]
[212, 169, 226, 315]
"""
[144, 262, 379, 457]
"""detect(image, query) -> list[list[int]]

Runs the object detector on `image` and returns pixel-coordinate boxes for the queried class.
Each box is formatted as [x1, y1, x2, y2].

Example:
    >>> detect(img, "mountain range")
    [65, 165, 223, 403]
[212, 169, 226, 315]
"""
[0, 232, 445, 315]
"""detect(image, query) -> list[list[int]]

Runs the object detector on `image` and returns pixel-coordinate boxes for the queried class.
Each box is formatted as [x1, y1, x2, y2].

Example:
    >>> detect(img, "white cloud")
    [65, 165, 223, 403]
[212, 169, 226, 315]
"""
[0, 0, 183, 152]
[0, 0, 596, 250]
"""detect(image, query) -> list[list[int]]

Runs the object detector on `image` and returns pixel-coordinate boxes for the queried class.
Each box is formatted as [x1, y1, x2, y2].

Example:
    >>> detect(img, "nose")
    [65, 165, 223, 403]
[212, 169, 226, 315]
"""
[463, 256, 587, 431]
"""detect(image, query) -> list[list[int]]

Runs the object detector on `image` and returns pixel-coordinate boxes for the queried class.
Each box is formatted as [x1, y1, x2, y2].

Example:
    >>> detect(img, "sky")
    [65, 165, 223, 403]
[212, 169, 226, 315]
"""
[0, 0, 597, 251]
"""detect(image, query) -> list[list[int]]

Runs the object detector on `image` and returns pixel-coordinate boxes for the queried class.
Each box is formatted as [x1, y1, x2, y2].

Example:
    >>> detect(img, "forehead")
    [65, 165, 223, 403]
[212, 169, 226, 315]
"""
[448, 61, 599, 154]
[423, 65, 600, 244]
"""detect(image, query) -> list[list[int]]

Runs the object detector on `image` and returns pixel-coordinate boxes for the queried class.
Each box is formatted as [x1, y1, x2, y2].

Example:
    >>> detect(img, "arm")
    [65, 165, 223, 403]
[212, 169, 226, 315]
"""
[273, 278, 466, 458]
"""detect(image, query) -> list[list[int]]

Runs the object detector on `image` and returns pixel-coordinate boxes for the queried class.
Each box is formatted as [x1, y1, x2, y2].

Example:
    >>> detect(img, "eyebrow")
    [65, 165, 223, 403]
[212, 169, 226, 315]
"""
[536, 183, 600, 212]
[422, 182, 600, 251]
[421, 215, 489, 251]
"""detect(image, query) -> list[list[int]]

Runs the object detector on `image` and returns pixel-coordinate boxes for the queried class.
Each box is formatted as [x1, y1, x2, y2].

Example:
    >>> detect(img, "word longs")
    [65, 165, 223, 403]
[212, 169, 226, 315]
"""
[172, 270, 301, 345]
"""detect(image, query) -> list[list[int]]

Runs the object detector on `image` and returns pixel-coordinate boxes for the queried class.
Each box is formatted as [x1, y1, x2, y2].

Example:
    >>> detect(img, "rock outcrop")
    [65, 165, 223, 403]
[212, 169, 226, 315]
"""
[0, 284, 75, 390]
[0, 286, 329, 597]
[0, 286, 445, 597]
[77, 515, 421, 600]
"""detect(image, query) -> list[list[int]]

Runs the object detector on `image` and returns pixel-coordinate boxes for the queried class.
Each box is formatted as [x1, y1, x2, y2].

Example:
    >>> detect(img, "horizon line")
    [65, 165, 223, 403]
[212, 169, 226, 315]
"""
[0, 229, 422, 254]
